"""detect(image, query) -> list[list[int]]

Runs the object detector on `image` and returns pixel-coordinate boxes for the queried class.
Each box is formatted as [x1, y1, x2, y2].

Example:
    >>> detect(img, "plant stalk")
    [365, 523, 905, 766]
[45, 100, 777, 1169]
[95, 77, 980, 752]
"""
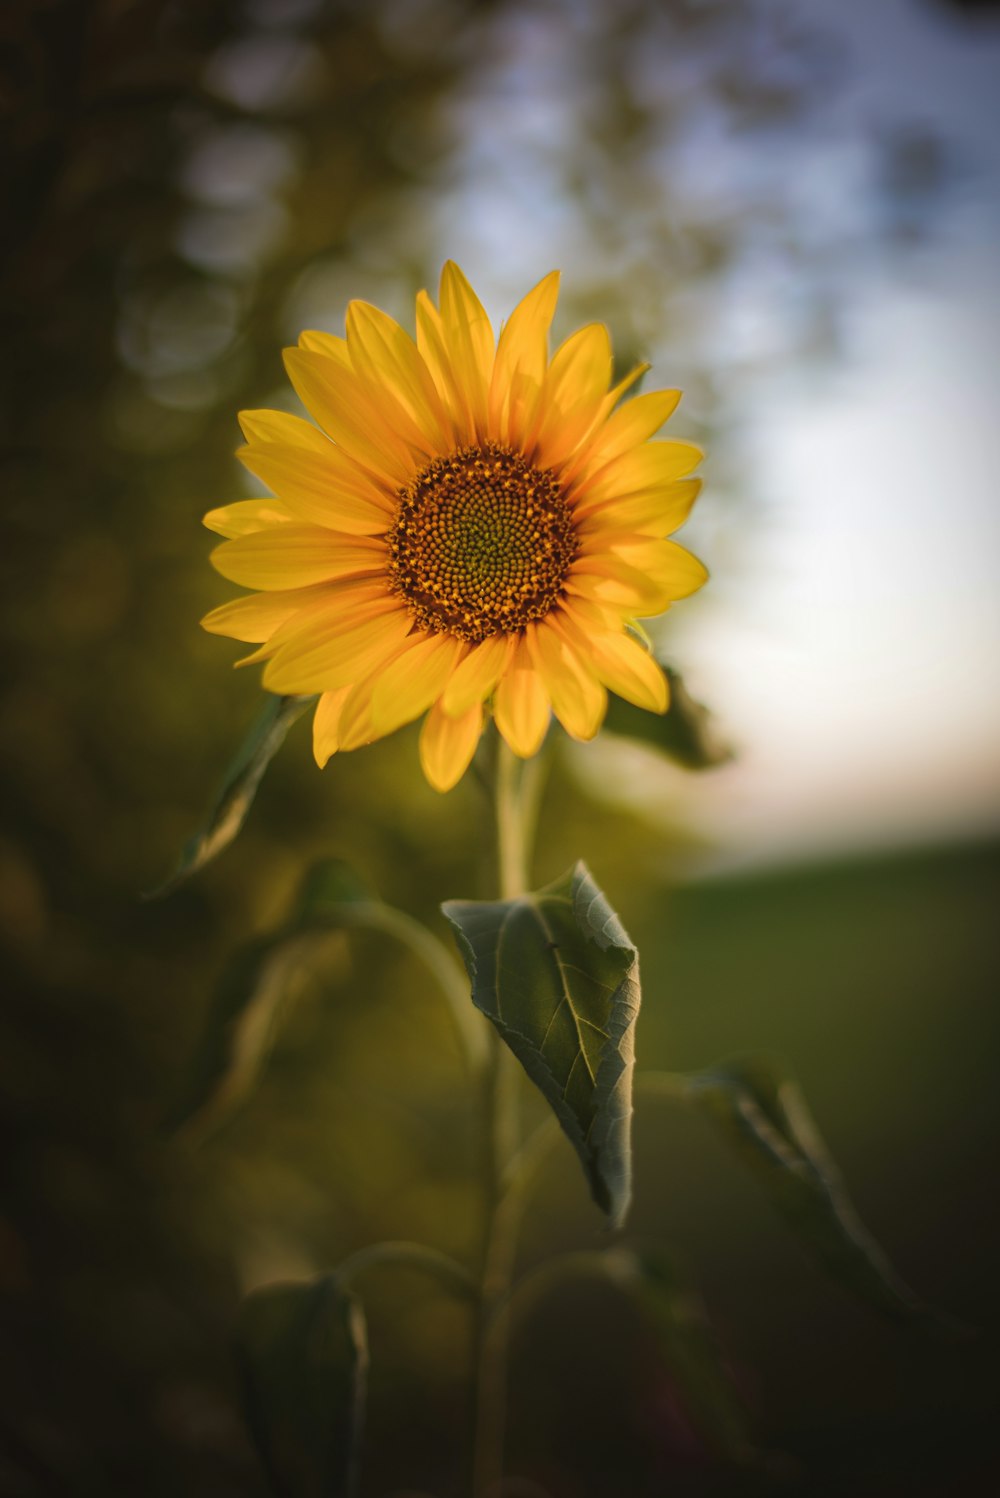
[471, 733, 540, 1496]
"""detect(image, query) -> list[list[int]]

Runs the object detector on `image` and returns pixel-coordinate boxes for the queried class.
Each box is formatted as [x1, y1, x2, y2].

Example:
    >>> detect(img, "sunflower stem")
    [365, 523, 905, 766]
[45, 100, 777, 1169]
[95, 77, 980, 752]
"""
[471, 733, 540, 1496]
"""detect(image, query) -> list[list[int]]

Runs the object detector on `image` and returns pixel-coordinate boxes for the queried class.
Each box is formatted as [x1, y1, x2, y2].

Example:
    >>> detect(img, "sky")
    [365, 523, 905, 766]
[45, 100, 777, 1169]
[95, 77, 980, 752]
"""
[672, 0, 1000, 869]
[559, 0, 1000, 872]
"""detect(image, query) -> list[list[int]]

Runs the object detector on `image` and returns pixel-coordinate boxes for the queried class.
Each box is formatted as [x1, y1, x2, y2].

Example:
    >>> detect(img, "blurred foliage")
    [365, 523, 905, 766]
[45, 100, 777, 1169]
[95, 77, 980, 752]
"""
[2, 0, 997, 1494]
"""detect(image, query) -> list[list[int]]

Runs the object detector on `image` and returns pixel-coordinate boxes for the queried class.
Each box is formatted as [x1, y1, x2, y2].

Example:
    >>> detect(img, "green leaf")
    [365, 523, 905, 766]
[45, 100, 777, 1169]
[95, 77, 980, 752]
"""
[169, 861, 370, 1139]
[687, 1055, 943, 1327]
[443, 861, 641, 1228]
[146, 692, 315, 897]
[604, 1248, 757, 1464]
[603, 665, 732, 769]
[236, 1275, 368, 1498]
[172, 858, 483, 1137]
[168, 924, 329, 1141]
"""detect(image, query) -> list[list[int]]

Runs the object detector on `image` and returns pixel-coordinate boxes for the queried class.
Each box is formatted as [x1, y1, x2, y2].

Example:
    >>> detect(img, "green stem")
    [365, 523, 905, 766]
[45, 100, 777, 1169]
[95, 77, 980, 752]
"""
[334, 1239, 478, 1300]
[471, 734, 539, 1496]
[335, 901, 488, 1076]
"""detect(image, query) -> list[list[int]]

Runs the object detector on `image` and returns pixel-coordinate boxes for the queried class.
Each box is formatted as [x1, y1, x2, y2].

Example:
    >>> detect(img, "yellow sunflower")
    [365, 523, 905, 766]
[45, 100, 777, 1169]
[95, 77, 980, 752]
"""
[202, 263, 706, 791]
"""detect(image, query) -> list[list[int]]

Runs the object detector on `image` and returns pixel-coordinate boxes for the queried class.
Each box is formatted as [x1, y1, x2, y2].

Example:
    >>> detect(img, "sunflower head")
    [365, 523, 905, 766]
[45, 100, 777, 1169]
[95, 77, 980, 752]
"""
[202, 263, 706, 791]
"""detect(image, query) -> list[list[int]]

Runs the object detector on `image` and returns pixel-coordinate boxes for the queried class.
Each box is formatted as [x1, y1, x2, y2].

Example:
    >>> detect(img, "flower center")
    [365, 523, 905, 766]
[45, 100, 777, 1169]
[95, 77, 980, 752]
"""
[386, 442, 576, 644]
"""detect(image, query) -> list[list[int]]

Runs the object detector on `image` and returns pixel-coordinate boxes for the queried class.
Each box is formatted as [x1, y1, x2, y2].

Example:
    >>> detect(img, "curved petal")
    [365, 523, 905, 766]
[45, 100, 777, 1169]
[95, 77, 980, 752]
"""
[439, 261, 494, 439]
[554, 614, 669, 714]
[263, 604, 413, 694]
[579, 440, 704, 507]
[608, 538, 709, 601]
[346, 300, 453, 451]
[440, 632, 515, 716]
[576, 478, 701, 538]
[237, 431, 394, 534]
[201, 587, 315, 643]
[297, 329, 353, 367]
[334, 675, 379, 752]
[531, 323, 612, 470]
[239, 407, 396, 527]
[419, 699, 484, 792]
[211, 528, 387, 590]
[203, 497, 293, 538]
[527, 620, 607, 742]
[490, 270, 559, 442]
[415, 290, 467, 438]
[283, 347, 417, 484]
[569, 390, 682, 487]
[566, 554, 672, 615]
[312, 687, 352, 768]
[493, 637, 550, 757]
[369, 632, 466, 736]
[230, 581, 395, 668]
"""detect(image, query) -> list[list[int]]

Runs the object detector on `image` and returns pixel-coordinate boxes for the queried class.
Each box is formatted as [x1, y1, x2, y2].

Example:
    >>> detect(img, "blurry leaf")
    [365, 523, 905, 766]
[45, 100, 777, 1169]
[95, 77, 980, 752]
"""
[604, 666, 733, 769]
[443, 861, 640, 1227]
[236, 1275, 368, 1498]
[173, 858, 480, 1136]
[296, 857, 374, 916]
[687, 1055, 945, 1328]
[169, 919, 335, 1141]
[147, 692, 316, 897]
[170, 861, 369, 1138]
[604, 1248, 758, 1464]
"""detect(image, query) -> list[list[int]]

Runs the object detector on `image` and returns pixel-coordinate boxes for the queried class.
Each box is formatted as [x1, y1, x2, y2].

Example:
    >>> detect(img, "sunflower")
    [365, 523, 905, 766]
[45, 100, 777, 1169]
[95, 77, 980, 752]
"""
[202, 263, 706, 791]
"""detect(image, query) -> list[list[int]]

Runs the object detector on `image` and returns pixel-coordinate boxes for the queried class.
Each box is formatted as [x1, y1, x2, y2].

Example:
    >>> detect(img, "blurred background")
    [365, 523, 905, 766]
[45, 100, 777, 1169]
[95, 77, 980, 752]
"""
[2, 0, 999, 1494]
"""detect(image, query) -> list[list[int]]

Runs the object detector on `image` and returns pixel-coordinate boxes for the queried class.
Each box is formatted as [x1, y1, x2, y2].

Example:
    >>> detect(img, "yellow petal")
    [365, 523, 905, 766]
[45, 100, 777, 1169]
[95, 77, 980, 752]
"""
[602, 360, 650, 414]
[531, 323, 612, 464]
[415, 290, 464, 432]
[554, 616, 669, 714]
[573, 389, 682, 482]
[263, 604, 413, 695]
[369, 632, 466, 736]
[312, 687, 352, 768]
[440, 633, 515, 716]
[332, 677, 372, 750]
[203, 497, 293, 537]
[336, 644, 415, 750]
[580, 440, 704, 506]
[211, 528, 387, 590]
[236, 410, 394, 531]
[419, 699, 484, 792]
[236, 445, 391, 536]
[608, 538, 709, 601]
[238, 408, 325, 449]
[346, 300, 453, 450]
[283, 347, 415, 485]
[527, 620, 607, 742]
[567, 553, 671, 615]
[201, 588, 316, 643]
[577, 478, 701, 537]
[297, 329, 352, 367]
[493, 637, 550, 757]
[438, 261, 494, 439]
[490, 270, 560, 441]
[547, 322, 613, 409]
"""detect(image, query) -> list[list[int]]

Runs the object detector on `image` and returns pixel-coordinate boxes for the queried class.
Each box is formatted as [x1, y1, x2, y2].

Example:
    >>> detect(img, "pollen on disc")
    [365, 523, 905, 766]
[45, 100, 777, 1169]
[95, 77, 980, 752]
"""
[386, 443, 576, 644]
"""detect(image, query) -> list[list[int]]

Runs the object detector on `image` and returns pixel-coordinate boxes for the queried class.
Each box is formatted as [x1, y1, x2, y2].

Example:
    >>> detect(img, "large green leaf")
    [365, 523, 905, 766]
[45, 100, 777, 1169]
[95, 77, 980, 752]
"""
[443, 861, 641, 1228]
[236, 1275, 368, 1498]
[686, 1055, 942, 1327]
[603, 665, 732, 769]
[147, 692, 315, 897]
